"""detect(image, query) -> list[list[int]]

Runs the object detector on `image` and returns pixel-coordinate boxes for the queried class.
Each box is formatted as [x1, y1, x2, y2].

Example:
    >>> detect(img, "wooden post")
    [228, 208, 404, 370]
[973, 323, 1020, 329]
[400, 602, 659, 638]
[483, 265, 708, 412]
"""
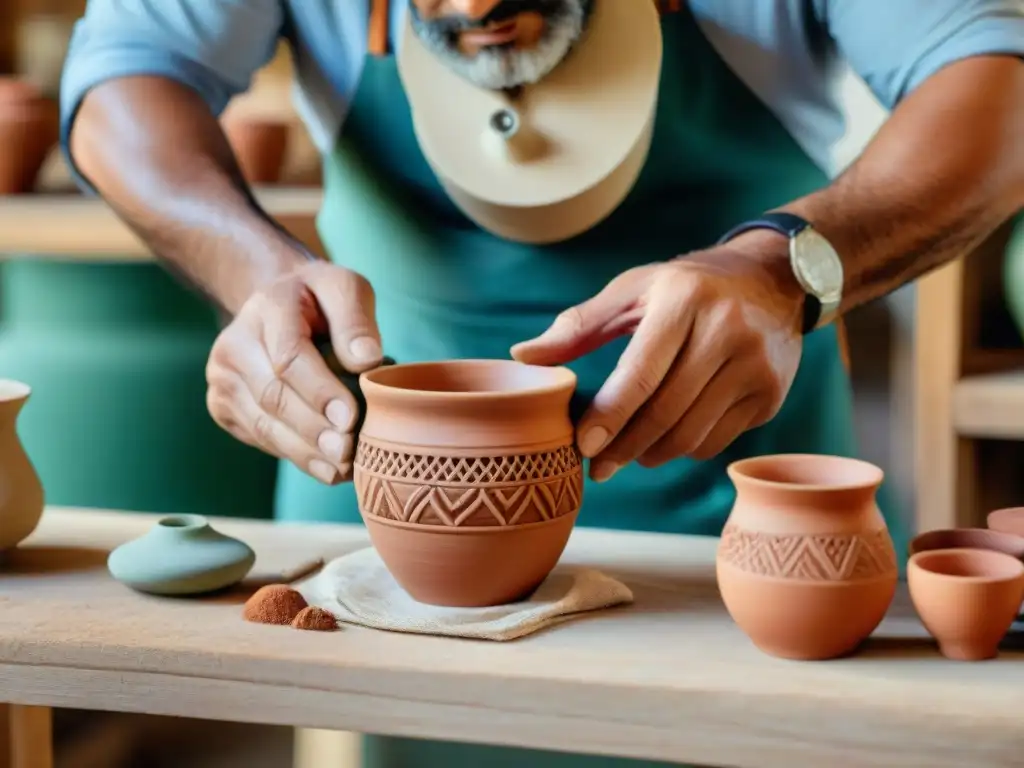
[9, 706, 52, 768]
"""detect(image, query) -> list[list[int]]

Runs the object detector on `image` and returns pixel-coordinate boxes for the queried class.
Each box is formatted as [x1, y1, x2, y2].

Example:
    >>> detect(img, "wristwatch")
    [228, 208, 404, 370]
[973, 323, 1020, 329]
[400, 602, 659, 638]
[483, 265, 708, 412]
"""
[716, 211, 844, 334]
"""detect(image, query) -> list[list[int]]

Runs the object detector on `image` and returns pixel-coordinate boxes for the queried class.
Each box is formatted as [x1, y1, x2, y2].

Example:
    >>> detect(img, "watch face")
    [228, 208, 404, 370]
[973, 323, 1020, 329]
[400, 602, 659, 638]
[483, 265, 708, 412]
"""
[791, 228, 844, 300]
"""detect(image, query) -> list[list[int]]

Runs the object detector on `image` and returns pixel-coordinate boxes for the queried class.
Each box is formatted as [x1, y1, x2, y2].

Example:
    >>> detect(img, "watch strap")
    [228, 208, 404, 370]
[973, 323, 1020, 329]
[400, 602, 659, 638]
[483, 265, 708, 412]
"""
[716, 212, 821, 335]
[716, 211, 810, 244]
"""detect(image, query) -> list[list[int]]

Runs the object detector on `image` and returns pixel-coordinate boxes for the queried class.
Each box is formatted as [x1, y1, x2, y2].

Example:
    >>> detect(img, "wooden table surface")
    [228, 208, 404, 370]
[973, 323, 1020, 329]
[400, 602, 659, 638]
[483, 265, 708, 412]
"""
[1, 508, 1022, 768]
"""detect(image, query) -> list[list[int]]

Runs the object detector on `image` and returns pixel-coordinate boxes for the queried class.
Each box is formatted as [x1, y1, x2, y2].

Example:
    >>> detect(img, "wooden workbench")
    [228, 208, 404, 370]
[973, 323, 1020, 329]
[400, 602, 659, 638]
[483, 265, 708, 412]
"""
[1, 507, 1023, 768]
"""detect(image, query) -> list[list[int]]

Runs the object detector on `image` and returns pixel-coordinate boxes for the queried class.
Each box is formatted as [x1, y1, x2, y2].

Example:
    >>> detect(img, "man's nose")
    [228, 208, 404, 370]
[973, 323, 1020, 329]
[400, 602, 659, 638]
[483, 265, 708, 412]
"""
[448, 0, 502, 20]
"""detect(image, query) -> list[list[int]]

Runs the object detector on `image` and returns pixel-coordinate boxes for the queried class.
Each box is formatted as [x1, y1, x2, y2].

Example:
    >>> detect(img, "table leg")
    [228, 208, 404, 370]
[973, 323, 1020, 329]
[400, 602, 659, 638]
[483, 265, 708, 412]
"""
[293, 728, 361, 768]
[9, 706, 52, 768]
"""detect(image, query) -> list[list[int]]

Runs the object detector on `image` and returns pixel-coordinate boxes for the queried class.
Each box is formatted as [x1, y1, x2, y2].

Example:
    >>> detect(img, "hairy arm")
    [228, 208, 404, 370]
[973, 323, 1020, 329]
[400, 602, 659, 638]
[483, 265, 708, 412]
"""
[62, 0, 305, 315]
[785, 55, 1024, 313]
[736, 1, 1024, 315]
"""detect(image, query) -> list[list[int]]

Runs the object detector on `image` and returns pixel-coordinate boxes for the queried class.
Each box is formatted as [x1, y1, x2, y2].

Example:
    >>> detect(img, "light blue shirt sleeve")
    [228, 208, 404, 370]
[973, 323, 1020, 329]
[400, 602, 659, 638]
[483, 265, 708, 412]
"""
[815, 0, 1024, 108]
[59, 0, 284, 192]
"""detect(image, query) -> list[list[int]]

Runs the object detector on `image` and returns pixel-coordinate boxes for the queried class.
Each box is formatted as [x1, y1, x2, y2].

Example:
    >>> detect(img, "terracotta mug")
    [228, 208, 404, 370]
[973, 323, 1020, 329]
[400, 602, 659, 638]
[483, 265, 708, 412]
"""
[320, 343, 584, 607]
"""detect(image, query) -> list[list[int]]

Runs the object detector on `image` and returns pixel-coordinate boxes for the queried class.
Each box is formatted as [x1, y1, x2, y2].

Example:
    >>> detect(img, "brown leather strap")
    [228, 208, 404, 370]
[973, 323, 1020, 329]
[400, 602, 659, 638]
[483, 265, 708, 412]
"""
[836, 318, 852, 375]
[368, 0, 389, 57]
[655, 0, 682, 13]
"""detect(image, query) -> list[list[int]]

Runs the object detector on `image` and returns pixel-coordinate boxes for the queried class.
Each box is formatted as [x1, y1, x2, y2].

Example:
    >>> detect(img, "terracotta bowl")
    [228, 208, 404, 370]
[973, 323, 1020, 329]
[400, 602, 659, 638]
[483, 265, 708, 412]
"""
[353, 359, 583, 607]
[908, 548, 1024, 661]
[986, 508, 1024, 538]
[909, 528, 1024, 560]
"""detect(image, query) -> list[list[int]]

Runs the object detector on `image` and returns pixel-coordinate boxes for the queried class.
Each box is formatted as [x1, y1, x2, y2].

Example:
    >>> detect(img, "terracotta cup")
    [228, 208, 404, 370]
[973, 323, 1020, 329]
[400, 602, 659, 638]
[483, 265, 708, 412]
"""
[909, 528, 1024, 561]
[716, 454, 899, 660]
[908, 547, 1024, 661]
[0, 77, 59, 194]
[986, 508, 1024, 538]
[221, 116, 290, 185]
[352, 359, 583, 607]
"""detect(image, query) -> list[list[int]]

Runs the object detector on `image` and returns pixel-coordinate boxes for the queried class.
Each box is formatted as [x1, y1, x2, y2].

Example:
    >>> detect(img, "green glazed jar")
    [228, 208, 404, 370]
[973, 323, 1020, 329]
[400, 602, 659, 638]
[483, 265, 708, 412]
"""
[0, 260, 277, 518]
[107, 513, 255, 595]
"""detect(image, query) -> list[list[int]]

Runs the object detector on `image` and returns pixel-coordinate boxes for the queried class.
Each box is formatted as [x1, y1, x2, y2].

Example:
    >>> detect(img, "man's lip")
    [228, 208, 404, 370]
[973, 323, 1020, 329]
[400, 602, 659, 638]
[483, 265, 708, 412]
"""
[461, 21, 518, 47]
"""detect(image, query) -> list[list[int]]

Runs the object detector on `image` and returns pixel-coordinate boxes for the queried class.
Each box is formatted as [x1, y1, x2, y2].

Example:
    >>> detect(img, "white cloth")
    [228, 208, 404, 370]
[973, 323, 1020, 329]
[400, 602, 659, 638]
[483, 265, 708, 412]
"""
[298, 546, 634, 641]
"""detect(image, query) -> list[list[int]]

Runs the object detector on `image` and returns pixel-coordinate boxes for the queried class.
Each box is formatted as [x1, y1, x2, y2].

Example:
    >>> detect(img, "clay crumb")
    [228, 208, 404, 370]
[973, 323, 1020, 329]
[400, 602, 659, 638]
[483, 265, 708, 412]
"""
[243, 584, 308, 625]
[291, 606, 338, 632]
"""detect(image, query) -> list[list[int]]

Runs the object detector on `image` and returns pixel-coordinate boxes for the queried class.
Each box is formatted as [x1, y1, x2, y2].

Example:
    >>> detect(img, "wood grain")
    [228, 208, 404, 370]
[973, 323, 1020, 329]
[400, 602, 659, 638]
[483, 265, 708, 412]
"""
[1, 508, 1022, 767]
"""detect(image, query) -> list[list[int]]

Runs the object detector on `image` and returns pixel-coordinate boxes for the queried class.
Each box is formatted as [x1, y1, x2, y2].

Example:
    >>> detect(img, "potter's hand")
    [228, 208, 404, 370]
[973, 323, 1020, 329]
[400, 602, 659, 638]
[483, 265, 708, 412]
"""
[205, 261, 382, 485]
[511, 236, 804, 481]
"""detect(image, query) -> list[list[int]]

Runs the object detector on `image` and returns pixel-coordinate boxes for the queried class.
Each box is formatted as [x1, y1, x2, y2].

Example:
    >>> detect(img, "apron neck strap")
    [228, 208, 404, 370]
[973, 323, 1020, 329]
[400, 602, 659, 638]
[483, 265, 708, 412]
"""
[369, 0, 390, 57]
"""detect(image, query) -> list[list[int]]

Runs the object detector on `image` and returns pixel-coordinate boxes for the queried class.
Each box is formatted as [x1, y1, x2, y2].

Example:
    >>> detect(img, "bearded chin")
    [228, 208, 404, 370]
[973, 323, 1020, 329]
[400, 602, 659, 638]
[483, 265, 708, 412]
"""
[410, 1, 590, 90]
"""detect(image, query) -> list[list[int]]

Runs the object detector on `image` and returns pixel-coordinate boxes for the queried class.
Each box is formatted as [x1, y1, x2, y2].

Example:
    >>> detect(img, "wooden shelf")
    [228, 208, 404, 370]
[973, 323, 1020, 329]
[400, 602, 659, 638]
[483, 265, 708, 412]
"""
[914, 219, 1024, 532]
[0, 187, 325, 259]
[953, 368, 1024, 438]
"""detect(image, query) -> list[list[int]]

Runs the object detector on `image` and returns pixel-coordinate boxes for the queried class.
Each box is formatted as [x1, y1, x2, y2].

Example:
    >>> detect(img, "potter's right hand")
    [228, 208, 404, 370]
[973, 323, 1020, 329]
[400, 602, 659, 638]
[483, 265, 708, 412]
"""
[205, 261, 383, 485]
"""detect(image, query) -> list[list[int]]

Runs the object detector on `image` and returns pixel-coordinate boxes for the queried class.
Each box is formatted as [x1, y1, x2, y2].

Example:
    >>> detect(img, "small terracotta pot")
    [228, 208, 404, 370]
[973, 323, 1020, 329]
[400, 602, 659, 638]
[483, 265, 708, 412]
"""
[0, 77, 59, 194]
[716, 454, 898, 660]
[908, 547, 1024, 661]
[353, 359, 583, 607]
[986, 508, 1024, 538]
[221, 116, 289, 185]
[909, 528, 1024, 561]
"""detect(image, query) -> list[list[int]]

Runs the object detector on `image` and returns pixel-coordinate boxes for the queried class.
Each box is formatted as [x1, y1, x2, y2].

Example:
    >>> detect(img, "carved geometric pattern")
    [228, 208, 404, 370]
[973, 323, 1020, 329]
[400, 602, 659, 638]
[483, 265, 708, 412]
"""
[717, 523, 897, 581]
[354, 442, 583, 527]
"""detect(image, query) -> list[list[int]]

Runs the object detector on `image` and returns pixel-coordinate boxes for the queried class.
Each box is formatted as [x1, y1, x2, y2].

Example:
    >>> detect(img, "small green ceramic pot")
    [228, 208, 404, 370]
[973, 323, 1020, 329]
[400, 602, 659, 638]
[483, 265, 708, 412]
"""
[107, 514, 255, 596]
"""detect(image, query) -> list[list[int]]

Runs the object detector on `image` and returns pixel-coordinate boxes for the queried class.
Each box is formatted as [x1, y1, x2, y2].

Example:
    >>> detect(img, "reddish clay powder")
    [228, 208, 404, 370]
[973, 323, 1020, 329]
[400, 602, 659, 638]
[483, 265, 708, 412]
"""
[291, 606, 338, 632]
[243, 584, 308, 625]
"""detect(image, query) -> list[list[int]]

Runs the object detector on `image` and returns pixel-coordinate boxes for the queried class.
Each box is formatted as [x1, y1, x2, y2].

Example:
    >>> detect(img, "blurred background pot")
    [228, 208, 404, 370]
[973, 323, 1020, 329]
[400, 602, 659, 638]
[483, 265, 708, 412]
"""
[221, 115, 290, 185]
[0, 77, 58, 193]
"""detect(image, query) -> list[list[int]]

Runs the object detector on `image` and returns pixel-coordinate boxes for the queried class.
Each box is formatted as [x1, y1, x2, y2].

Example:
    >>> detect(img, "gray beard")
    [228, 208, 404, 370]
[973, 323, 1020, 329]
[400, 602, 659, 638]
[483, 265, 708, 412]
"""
[409, 1, 592, 90]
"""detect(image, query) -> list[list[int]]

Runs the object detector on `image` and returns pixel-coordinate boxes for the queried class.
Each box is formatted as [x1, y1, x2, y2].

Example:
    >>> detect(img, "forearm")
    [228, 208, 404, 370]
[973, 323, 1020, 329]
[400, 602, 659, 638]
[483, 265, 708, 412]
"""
[70, 75, 310, 315]
[783, 55, 1024, 313]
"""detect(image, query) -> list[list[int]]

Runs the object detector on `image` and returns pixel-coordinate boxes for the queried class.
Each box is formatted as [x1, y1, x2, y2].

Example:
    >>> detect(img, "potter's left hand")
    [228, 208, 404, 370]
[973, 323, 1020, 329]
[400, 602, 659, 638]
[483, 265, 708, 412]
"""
[511, 235, 805, 482]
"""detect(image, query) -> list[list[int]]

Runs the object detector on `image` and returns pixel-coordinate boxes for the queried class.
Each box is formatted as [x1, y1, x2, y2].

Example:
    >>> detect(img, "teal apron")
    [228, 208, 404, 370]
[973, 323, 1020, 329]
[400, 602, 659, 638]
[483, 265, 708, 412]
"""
[276, 6, 908, 766]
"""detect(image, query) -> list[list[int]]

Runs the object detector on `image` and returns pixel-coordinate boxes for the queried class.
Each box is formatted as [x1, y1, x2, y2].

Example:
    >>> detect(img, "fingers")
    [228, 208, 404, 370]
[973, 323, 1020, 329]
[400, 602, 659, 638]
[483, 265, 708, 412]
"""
[206, 264, 382, 486]
[575, 299, 694, 465]
[510, 270, 645, 366]
[259, 301, 361, 434]
[230, 372, 346, 485]
[307, 266, 383, 373]
[589, 323, 729, 476]
[638, 379, 759, 469]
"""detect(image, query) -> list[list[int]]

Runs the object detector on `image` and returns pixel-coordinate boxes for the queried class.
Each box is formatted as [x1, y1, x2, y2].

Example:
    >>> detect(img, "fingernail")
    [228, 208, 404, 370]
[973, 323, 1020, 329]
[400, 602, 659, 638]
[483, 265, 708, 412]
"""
[591, 460, 621, 483]
[349, 336, 382, 363]
[318, 429, 344, 463]
[326, 399, 352, 429]
[309, 459, 338, 484]
[579, 426, 609, 457]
